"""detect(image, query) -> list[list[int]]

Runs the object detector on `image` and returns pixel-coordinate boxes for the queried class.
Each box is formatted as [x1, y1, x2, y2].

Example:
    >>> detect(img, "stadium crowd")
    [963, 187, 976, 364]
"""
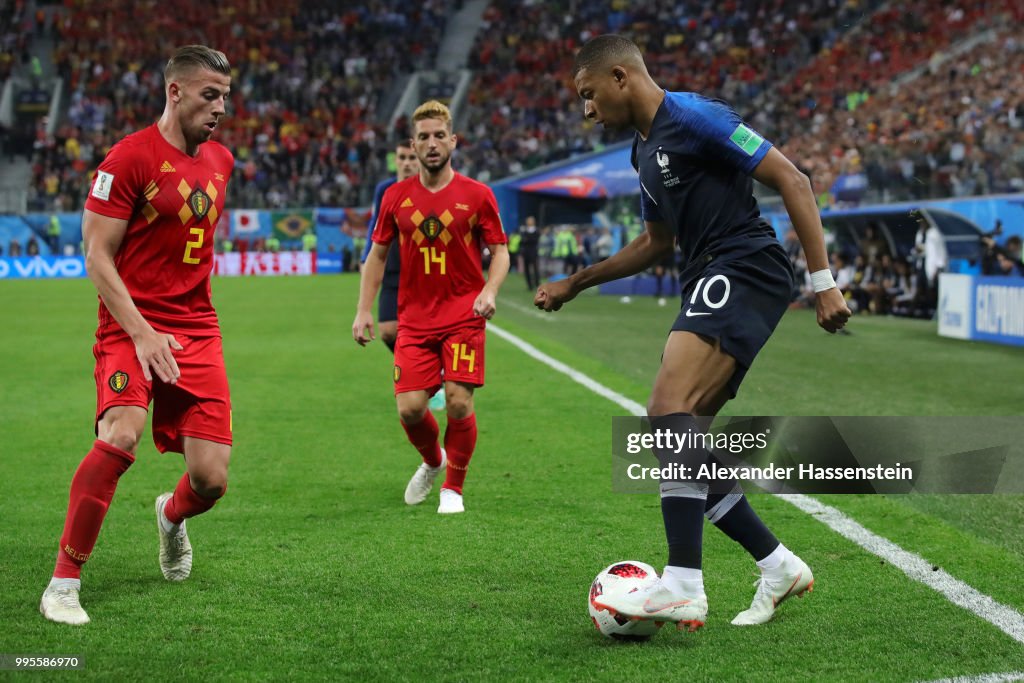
[773, 4, 1024, 205]
[458, 0, 886, 180]
[0, 0, 30, 86]
[19, 0, 1024, 215]
[28, 0, 454, 212]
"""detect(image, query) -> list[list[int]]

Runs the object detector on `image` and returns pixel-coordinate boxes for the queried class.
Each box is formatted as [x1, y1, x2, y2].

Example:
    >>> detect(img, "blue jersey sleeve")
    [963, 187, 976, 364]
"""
[361, 178, 395, 262]
[667, 94, 772, 175]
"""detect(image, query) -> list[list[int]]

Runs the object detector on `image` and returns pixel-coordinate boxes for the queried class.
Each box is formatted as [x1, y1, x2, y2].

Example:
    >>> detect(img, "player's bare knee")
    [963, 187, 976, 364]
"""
[445, 394, 473, 419]
[102, 427, 141, 455]
[398, 404, 428, 425]
[190, 471, 228, 499]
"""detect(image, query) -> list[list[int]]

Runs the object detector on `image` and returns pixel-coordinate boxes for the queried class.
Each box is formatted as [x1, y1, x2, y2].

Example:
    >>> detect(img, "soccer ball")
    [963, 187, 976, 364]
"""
[588, 560, 664, 640]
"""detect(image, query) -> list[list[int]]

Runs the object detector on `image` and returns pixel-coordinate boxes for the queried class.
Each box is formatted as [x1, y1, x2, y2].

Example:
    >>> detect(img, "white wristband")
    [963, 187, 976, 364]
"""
[810, 268, 836, 293]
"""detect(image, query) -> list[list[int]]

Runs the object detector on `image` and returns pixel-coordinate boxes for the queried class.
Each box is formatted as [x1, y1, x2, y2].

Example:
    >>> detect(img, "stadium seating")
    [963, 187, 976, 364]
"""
[779, 25, 1024, 205]
[457, 0, 887, 179]
[23, 0, 1024, 214]
[31, 0, 455, 212]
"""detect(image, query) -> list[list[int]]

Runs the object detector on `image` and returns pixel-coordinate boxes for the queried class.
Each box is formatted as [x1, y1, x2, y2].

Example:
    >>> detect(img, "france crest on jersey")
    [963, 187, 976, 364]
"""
[631, 91, 780, 285]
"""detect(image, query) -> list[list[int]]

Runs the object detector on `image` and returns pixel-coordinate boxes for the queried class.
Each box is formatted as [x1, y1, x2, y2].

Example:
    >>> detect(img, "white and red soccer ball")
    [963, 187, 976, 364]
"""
[588, 560, 664, 640]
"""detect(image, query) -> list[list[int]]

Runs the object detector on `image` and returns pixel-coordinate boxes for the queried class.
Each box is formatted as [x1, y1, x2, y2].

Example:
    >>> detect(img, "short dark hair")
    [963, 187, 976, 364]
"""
[164, 45, 231, 82]
[572, 34, 643, 78]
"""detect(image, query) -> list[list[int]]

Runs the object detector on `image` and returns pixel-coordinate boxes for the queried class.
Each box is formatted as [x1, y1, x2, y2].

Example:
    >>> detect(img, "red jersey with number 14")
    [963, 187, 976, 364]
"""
[84, 124, 233, 338]
[373, 173, 506, 335]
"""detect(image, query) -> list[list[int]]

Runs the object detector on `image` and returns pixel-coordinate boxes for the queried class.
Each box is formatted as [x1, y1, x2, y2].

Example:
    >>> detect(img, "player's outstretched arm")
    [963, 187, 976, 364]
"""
[83, 209, 182, 383]
[534, 221, 673, 312]
[474, 243, 510, 320]
[752, 148, 851, 333]
[353, 242, 388, 345]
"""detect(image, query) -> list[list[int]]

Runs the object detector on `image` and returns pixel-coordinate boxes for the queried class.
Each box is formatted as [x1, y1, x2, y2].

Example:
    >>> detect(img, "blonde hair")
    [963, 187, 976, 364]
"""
[412, 100, 452, 130]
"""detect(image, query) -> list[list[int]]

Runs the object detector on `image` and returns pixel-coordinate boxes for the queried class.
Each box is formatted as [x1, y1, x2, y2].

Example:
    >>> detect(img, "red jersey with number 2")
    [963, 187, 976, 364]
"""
[372, 173, 506, 335]
[84, 124, 233, 338]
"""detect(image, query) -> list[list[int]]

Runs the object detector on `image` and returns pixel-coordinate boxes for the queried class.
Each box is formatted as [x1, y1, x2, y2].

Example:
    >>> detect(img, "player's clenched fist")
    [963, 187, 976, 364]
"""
[534, 279, 578, 312]
[815, 288, 852, 334]
[473, 290, 497, 319]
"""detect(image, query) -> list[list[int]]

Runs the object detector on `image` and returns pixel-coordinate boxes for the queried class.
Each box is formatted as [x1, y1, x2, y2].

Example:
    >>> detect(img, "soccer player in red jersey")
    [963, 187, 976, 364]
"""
[353, 100, 509, 514]
[40, 46, 235, 625]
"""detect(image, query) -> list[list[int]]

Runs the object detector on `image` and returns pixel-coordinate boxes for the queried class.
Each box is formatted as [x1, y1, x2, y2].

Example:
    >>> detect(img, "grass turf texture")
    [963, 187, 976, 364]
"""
[2, 274, 1022, 682]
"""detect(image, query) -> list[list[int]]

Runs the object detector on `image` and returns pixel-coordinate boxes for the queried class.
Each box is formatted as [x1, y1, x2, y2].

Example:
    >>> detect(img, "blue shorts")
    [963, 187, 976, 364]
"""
[378, 282, 398, 324]
[671, 245, 794, 398]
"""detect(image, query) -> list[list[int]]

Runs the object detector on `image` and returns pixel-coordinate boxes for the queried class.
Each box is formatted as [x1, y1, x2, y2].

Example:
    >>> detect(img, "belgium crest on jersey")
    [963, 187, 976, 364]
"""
[419, 215, 443, 241]
[393, 365, 402, 383]
[188, 186, 212, 220]
[109, 371, 129, 393]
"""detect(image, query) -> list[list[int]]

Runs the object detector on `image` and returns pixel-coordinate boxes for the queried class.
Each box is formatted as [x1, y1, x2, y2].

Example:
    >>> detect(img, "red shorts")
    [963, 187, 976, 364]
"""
[393, 325, 486, 395]
[93, 331, 232, 453]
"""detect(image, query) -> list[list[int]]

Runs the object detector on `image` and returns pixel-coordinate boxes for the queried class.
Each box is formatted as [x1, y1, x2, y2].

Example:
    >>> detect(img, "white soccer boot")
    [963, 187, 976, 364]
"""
[437, 488, 465, 514]
[40, 579, 90, 625]
[731, 554, 814, 626]
[592, 578, 707, 632]
[404, 449, 446, 505]
[156, 493, 193, 581]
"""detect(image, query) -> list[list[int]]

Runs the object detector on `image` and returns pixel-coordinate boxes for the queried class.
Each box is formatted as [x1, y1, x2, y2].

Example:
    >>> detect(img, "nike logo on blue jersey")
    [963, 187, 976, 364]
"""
[685, 309, 710, 317]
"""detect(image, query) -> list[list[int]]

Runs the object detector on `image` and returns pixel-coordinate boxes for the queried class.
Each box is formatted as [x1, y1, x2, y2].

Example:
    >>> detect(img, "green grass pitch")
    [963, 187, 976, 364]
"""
[1, 275, 1023, 681]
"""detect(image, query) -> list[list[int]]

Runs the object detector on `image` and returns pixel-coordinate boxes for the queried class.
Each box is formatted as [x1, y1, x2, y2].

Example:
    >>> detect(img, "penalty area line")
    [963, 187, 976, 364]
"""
[488, 322, 1024, 647]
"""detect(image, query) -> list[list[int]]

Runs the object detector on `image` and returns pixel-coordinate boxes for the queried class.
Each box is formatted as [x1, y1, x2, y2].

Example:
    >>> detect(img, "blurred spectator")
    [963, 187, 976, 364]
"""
[912, 212, 947, 312]
[519, 215, 540, 290]
[888, 257, 918, 316]
[995, 250, 1024, 277]
[1005, 235, 1022, 263]
[832, 252, 855, 295]
[858, 222, 890, 262]
[595, 227, 612, 262]
[553, 224, 579, 275]
[983, 232, 1024, 276]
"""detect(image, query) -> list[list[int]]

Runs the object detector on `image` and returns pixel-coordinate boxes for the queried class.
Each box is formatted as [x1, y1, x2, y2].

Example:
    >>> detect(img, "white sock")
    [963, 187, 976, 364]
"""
[48, 577, 80, 591]
[756, 543, 791, 573]
[662, 565, 705, 598]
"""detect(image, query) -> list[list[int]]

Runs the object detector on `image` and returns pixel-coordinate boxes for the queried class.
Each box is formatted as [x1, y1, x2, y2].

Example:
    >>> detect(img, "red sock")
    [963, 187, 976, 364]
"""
[164, 473, 224, 525]
[54, 440, 135, 579]
[442, 413, 477, 494]
[401, 411, 442, 467]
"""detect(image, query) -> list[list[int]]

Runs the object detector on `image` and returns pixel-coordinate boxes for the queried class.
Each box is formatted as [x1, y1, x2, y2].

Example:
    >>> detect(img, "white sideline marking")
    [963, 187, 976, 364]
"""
[783, 494, 1024, 645]
[920, 673, 1024, 683]
[488, 324, 645, 415]
[488, 322, 1024, 647]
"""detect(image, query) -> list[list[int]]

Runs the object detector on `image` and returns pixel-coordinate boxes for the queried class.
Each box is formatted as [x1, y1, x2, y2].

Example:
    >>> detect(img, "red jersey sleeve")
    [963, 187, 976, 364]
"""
[83, 139, 147, 221]
[371, 185, 400, 245]
[477, 186, 507, 245]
